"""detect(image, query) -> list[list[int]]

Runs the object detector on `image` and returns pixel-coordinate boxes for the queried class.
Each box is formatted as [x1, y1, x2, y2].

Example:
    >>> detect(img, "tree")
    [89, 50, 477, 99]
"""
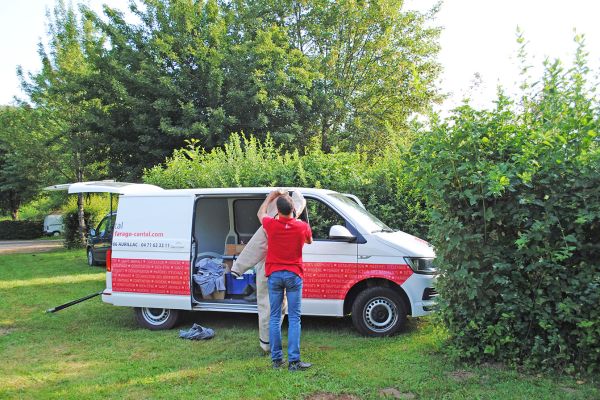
[0, 105, 57, 219]
[83, 0, 231, 179]
[227, 0, 442, 151]
[15, 0, 442, 191]
[85, 0, 441, 163]
[222, 24, 318, 148]
[18, 0, 108, 241]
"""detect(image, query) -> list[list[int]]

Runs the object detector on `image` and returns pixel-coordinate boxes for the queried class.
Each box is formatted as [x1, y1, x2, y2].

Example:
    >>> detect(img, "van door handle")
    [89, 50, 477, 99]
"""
[358, 255, 371, 259]
[171, 242, 184, 248]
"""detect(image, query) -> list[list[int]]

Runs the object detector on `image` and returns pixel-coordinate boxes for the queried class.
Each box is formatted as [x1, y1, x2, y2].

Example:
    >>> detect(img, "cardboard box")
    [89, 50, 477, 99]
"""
[206, 290, 225, 300]
[201, 275, 226, 300]
[225, 244, 246, 256]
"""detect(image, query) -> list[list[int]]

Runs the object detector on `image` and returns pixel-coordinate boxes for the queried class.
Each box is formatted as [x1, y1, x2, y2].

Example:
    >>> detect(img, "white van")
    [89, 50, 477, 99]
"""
[53, 181, 438, 337]
[43, 214, 64, 236]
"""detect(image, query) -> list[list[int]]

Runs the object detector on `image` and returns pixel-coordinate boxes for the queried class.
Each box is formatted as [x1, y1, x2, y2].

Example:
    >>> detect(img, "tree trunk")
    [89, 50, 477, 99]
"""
[9, 191, 20, 221]
[77, 193, 86, 244]
[321, 120, 331, 153]
[76, 168, 86, 245]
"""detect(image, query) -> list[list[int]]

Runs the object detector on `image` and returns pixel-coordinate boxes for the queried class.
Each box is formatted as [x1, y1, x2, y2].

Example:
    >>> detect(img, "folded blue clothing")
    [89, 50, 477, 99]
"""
[179, 323, 215, 340]
[193, 258, 225, 297]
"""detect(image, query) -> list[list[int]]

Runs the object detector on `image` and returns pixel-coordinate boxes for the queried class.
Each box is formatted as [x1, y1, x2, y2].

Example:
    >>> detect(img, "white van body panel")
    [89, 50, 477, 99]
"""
[371, 231, 436, 258]
[105, 194, 195, 311]
[302, 299, 344, 316]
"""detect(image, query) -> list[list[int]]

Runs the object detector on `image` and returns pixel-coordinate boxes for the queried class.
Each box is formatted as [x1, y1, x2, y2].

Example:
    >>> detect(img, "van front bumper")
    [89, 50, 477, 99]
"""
[402, 273, 438, 317]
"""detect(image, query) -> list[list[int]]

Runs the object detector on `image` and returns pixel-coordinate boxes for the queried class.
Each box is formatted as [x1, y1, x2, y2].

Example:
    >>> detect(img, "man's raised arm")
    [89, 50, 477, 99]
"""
[257, 190, 280, 223]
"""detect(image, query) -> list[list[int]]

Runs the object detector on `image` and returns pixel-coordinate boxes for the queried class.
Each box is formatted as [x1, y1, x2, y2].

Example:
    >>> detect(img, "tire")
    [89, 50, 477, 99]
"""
[87, 248, 98, 267]
[134, 307, 181, 330]
[52, 231, 60, 237]
[351, 287, 407, 337]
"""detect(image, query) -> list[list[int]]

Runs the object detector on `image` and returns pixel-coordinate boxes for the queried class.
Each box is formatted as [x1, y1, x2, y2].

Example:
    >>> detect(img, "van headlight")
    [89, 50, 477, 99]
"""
[404, 257, 437, 274]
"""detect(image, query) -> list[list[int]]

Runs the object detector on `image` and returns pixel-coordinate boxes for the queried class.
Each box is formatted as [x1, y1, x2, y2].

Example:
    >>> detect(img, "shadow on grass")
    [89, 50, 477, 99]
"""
[182, 310, 421, 337]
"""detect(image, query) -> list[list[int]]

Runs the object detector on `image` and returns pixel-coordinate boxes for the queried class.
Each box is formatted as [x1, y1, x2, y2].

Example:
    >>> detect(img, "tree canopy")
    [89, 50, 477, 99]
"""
[11, 0, 440, 183]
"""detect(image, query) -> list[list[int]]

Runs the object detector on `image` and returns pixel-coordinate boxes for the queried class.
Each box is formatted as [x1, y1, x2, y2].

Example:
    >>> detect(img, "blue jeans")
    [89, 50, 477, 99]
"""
[268, 270, 303, 362]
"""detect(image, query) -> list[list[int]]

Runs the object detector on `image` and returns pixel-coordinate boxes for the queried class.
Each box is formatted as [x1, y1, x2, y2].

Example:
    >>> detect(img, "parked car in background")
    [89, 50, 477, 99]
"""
[86, 212, 116, 266]
[43, 214, 64, 236]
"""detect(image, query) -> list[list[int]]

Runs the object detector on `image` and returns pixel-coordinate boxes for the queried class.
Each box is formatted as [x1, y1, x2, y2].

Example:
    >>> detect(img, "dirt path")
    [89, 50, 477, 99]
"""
[0, 239, 63, 254]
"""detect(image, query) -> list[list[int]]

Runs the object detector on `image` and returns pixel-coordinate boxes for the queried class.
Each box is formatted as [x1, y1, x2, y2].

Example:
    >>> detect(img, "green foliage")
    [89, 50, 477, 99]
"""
[18, 1, 108, 184]
[17, 0, 440, 182]
[0, 105, 57, 220]
[229, 0, 442, 151]
[61, 195, 114, 248]
[18, 193, 68, 221]
[413, 39, 600, 374]
[0, 220, 43, 240]
[144, 133, 429, 238]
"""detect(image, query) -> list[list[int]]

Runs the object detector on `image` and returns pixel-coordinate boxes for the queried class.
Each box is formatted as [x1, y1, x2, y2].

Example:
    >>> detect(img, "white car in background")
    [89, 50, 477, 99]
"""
[43, 214, 64, 236]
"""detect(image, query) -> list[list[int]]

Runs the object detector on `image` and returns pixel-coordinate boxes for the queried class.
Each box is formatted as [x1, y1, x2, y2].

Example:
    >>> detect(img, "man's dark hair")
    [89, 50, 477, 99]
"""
[276, 194, 294, 216]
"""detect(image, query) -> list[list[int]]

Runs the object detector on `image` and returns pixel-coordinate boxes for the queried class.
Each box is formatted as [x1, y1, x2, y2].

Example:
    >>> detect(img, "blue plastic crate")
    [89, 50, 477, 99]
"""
[225, 272, 256, 295]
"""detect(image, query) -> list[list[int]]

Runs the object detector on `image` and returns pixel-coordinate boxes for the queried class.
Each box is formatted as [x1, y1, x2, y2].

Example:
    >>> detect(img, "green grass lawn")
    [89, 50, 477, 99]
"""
[0, 250, 597, 399]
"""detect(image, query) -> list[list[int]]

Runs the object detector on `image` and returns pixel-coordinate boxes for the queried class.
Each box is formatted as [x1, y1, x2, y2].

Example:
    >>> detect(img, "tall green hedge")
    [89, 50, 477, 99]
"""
[144, 134, 429, 239]
[413, 47, 600, 373]
[0, 220, 43, 240]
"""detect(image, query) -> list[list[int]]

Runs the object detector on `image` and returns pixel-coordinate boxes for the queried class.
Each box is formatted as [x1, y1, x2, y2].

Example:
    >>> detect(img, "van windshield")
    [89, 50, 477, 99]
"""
[329, 193, 393, 233]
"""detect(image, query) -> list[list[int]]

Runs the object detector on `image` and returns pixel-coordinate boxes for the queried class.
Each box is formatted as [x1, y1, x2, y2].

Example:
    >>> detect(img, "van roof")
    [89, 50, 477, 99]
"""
[123, 187, 337, 197]
[45, 181, 338, 197]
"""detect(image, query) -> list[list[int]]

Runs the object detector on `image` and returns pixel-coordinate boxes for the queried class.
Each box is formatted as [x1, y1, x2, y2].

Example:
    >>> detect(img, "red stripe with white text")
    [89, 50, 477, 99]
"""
[111, 258, 190, 295]
[303, 262, 413, 300]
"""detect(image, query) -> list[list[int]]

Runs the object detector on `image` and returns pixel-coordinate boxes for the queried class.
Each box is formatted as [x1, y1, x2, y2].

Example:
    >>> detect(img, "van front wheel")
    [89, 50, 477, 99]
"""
[134, 307, 181, 330]
[351, 287, 407, 337]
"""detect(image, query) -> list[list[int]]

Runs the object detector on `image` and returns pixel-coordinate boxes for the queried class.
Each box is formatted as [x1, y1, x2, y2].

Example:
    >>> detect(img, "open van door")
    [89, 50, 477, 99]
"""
[45, 180, 164, 195]
[45, 181, 196, 327]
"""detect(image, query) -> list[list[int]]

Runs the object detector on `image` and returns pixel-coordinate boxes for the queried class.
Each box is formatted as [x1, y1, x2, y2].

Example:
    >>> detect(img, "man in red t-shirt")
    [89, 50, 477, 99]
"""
[258, 190, 313, 371]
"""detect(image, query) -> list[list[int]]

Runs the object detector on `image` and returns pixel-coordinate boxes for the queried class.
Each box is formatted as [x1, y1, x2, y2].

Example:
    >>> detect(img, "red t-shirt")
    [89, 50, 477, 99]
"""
[262, 215, 312, 278]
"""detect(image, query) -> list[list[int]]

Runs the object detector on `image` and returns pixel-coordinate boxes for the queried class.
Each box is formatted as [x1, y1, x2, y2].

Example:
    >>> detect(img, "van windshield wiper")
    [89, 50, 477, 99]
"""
[372, 228, 395, 233]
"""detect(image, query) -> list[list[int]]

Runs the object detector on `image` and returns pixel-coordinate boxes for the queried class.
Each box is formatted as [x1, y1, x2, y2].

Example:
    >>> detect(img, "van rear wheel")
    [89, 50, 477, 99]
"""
[134, 307, 181, 330]
[351, 287, 407, 337]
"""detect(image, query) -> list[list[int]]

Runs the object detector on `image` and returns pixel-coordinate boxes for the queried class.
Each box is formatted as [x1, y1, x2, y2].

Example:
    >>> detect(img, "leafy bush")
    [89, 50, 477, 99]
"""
[413, 43, 600, 374]
[62, 195, 115, 248]
[0, 220, 43, 239]
[19, 193, 68, 221]
[144, 134, 429, 238]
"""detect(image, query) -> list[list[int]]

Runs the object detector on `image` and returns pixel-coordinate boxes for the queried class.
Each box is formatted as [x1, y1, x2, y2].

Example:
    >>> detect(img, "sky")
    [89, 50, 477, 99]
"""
[1, 0, 600, 113]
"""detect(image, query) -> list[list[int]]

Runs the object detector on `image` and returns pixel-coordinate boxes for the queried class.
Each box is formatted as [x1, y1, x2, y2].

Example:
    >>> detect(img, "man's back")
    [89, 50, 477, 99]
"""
[262, 215, 311, 278]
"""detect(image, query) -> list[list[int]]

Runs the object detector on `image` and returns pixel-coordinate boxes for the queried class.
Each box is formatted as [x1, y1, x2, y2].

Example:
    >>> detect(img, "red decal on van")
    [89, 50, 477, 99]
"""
[111, 258, 190, 295]
[303, 262, 413, 300]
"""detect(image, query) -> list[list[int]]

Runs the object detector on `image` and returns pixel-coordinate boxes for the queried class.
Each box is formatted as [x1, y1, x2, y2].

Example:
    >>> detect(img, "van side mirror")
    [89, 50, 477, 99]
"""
[329, 225, 356, 242]
[89, 228, 96, 237]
